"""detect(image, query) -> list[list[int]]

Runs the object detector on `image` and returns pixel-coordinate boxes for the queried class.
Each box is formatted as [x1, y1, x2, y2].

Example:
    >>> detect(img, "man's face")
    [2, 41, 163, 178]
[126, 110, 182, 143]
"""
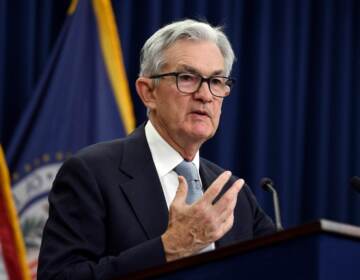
[149, 40, 226, 148]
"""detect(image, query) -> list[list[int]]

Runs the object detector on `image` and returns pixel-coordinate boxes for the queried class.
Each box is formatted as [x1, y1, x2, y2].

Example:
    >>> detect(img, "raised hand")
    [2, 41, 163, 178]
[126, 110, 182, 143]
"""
[161, 171, 244, 261]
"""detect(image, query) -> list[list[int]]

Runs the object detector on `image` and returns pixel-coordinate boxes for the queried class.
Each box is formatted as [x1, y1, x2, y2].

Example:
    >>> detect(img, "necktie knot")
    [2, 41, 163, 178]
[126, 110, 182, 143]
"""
[174, 160, 203, 204]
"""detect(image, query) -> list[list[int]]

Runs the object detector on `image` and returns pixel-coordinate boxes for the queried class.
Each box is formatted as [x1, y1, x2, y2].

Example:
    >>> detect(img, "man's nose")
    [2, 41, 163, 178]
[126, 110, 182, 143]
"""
[194, 81, 213, 102]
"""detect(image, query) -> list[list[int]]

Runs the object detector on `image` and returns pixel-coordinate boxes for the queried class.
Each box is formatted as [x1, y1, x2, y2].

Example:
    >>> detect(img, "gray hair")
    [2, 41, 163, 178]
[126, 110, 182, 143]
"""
[139, 19, 235, 77]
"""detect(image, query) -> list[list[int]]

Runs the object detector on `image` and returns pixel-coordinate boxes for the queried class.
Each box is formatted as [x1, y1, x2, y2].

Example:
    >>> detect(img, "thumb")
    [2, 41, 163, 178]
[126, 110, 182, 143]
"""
[173, 176, 188, 205]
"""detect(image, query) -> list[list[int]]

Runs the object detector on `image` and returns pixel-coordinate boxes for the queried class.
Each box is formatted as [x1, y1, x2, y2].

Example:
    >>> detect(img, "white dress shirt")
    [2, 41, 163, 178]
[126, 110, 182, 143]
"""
[145, 120, 215, 252]
[145, 120, 200, 207]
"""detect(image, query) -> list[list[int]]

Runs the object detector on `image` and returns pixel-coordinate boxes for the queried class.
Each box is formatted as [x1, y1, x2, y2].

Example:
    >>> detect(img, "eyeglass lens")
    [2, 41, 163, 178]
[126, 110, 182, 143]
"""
[177, 73, 231, 96]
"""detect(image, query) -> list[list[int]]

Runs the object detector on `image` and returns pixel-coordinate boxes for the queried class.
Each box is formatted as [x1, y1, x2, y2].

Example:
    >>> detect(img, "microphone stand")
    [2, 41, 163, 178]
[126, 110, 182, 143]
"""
[260, 178, 283, 231]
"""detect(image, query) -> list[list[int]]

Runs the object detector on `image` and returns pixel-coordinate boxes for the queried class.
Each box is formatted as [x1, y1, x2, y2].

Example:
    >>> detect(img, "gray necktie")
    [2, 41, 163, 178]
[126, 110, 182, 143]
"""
[174, 160, 203, 204]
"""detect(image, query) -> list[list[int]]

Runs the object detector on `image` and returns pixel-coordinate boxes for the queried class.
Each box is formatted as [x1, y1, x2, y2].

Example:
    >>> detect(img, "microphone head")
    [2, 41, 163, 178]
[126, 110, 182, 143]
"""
[350, 176, 360, 193]
[260, 177, 274, 192]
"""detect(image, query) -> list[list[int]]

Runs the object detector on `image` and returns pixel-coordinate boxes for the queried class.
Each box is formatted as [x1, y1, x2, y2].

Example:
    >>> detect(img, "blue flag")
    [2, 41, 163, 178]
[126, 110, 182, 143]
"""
[5, 0, 135, 276]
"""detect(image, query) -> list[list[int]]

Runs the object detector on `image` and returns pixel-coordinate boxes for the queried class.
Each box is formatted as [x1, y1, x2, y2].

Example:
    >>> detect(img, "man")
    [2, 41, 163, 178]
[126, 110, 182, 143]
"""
[38, 19, 275, 279]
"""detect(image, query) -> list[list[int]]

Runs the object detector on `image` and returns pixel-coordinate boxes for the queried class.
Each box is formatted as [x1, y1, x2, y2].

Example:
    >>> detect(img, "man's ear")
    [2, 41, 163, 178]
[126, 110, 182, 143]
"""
[135, 77, 157, 110]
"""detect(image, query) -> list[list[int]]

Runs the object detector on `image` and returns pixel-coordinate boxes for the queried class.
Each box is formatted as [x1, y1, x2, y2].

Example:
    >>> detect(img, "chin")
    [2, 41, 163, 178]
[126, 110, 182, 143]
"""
[189, 127, 215, 142]
[182, 121, 217, 141]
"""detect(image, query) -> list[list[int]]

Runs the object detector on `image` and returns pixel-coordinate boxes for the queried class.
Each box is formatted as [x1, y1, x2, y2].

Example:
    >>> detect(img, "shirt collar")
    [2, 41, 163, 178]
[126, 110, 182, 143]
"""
[145, 120, 200, 177]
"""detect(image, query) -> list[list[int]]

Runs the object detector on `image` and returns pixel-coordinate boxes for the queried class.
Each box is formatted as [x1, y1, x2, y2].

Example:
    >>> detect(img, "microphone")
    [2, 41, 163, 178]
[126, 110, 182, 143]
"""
[350, 176, 360, 193]
[260, 177, 283, 231]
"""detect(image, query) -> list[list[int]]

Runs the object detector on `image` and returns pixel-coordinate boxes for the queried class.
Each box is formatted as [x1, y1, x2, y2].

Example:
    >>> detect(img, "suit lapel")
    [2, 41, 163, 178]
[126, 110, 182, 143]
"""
[118, 125, 168, 239]
[199, 160, 217, 192]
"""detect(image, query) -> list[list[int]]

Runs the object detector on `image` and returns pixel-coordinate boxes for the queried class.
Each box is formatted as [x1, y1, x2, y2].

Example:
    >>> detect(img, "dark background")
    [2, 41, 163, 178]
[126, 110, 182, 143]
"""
[1, 0, 360, 228]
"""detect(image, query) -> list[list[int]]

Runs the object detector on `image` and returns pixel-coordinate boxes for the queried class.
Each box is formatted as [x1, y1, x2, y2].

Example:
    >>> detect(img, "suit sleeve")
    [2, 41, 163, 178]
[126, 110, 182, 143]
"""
[37, 157, 167, 280]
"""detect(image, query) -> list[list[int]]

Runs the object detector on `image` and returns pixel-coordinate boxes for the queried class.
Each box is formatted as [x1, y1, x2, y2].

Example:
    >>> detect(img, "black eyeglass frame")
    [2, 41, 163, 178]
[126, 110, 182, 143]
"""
[149, 72, 235, 98]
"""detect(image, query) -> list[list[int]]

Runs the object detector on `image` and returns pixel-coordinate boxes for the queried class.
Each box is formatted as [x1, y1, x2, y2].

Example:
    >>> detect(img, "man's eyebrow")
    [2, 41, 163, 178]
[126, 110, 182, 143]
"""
[176, 65, 198, 74]
[177, 64, 225, 76]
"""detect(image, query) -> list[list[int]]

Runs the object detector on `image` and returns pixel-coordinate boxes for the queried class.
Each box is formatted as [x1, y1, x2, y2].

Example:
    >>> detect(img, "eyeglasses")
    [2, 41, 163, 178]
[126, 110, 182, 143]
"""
[149, 72, 235, 98]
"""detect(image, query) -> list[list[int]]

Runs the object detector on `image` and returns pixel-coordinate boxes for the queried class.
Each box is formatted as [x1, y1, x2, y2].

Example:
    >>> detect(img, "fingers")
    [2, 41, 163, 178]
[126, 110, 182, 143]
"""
[202, 171, 232, 203]
[212, 180, 242, 238]
[199, 177, 244, 241]
[172, 176, 188, 206]
[213, 178, 244, 214]
[211, 179, 244, 230]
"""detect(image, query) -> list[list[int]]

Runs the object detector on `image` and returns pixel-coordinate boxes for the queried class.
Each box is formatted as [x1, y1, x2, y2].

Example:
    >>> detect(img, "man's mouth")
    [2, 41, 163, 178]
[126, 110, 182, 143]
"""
[191, 109, 210, 117]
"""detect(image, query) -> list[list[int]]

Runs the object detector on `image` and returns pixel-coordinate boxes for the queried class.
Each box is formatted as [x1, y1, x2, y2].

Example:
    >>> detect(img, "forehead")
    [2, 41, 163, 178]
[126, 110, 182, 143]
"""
[162, 39, 225, 75]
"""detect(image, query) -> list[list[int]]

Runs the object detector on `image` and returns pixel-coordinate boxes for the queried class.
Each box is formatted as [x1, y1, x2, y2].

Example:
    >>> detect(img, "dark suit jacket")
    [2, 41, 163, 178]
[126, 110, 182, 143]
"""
[38, 125, 275, 280]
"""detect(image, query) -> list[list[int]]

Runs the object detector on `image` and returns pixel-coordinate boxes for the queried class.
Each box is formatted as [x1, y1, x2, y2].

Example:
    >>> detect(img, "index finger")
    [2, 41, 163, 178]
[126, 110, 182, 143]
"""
[213, 178, 244, 213]
[202, 171, 232, 203]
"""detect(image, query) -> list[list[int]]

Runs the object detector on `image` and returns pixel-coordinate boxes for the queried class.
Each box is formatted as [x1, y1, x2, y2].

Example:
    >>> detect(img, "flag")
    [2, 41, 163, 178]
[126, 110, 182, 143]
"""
[4, 0, 135, 277]
[0, 145, 31, 280]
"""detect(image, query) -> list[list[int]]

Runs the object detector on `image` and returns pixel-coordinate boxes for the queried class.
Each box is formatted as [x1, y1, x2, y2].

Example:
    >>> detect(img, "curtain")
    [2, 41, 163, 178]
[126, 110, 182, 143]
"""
[1, 0, 359, 228]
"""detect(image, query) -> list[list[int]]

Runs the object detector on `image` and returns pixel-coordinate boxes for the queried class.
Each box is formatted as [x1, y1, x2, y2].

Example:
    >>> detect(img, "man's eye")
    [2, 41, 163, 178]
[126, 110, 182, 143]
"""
[211, 78, 223, 85]
[179, 74, 196, 82]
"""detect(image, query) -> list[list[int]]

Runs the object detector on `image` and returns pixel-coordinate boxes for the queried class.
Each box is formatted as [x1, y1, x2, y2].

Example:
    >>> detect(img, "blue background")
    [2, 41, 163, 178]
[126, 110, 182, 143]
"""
[1, 0, 360, 228]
